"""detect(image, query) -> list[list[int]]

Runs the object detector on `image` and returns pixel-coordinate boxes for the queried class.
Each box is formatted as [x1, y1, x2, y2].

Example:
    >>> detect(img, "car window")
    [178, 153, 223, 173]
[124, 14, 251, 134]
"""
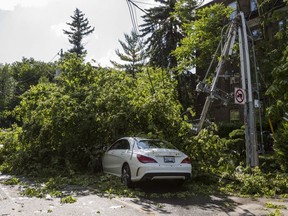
[110, 140, 130, 150]
[137, 139, 176, 150]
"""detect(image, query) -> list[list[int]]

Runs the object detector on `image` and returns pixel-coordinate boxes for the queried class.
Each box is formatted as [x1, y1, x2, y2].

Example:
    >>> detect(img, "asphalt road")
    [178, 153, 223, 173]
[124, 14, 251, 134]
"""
[1, 174, 288, 216]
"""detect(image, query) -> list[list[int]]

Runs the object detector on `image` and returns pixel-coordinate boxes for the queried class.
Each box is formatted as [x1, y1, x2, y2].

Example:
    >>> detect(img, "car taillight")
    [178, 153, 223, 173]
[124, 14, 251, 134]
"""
[137, 154, 157, 163]
[181, 157, 191, 164]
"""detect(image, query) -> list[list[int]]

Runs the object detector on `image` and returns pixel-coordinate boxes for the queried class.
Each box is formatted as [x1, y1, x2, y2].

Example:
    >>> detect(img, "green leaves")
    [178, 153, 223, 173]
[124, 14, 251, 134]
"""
[273, 122, 288, 172]
[60, 196, 77, 204]
[266, 46, 288, 172]
[1, 55, 185, 175]
[174, 3, 233, 71]
[224, 166, 288, 197]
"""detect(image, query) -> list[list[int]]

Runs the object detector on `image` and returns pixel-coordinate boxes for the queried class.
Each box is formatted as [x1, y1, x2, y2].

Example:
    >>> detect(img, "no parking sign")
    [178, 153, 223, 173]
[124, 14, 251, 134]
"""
[235, 87, 245, 104]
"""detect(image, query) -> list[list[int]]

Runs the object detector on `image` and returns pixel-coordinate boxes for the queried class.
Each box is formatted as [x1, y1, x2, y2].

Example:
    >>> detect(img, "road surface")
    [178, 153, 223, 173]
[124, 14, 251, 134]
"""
[1, 174, 288, 216]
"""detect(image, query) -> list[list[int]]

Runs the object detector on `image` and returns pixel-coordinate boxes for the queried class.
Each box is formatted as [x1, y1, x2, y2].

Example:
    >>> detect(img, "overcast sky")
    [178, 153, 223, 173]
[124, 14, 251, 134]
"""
[0, 0, 156, 66]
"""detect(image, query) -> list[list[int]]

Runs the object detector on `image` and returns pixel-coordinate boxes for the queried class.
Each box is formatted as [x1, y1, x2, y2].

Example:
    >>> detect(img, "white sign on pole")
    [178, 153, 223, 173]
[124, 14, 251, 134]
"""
[235, 87, 245, 104]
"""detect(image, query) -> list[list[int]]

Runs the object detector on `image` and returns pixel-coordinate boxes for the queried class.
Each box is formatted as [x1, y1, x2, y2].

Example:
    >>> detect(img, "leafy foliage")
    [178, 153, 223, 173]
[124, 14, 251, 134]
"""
[173, 3, 232, 72]
[272, 122, 288, 172]
[266, 44, 288, 171]
[1, 54, 186, 176]
[224, 126, 246, 166]
[10, 58, 56, 96]
[0, 125, 23, 173]
[253, 0, 288, 112]
[266, 202, 287, 210]
[174, 0, 197, 24]
[60, 196, 77, 204]
[266, 46, 288, 122]
[3, 177, 20, 185]
[0, 58, 56, 127]
[184, 125, 224, 177]
[222, 167, 288, 197]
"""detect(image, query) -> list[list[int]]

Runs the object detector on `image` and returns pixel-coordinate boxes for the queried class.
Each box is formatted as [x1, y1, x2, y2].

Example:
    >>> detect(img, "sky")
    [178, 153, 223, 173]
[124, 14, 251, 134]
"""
[0, 0, 156, 66]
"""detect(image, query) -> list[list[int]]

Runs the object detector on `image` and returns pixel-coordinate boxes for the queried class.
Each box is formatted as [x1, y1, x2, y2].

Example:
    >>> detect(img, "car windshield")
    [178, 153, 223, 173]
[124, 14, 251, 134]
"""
[137, 139, 176, 150]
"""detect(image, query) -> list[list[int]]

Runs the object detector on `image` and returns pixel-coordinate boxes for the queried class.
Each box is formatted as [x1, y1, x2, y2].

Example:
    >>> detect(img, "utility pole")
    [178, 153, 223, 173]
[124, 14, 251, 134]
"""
[195, 12, 259, 167]
[238, 12, 258, 166]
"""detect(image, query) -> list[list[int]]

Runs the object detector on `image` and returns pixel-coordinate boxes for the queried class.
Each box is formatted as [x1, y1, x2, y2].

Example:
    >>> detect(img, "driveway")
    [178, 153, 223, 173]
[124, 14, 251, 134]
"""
[1, 174, 288, 216]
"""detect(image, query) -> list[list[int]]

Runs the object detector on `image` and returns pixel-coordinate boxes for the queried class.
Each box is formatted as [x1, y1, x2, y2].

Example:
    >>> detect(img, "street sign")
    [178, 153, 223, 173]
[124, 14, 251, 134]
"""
[235, 87, 245, 104]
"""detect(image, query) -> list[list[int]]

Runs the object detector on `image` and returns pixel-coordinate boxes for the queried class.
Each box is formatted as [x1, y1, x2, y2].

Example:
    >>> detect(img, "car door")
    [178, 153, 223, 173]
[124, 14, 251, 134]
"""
[102, 139, 131, 176]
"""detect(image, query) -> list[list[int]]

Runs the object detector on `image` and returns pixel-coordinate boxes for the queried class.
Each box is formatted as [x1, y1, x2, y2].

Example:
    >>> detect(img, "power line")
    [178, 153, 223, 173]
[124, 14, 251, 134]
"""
[126, 0, 150, 34]
[125, 0, 155, 95]
[49, 49, 63, 62]
[126, 0, 138, 33]
[127, 0, 148, 14]
[131, 0, 157, 6]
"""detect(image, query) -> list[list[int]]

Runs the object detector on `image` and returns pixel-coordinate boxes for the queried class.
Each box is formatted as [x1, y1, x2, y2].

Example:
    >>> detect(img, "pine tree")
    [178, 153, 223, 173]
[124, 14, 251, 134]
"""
[110, 30, 145, 77]
[63, 8, 95, 57]
[140, 0, 183, 69]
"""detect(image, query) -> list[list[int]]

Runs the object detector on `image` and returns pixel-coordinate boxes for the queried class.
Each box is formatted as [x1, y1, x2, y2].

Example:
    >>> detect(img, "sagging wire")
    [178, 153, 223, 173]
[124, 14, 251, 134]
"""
[126, 0, 140, 34]
[201, 22, 232, 83]
[132, 0, 157, 7]
[127, 0, 147, 14]
[125, 0, 155, 94]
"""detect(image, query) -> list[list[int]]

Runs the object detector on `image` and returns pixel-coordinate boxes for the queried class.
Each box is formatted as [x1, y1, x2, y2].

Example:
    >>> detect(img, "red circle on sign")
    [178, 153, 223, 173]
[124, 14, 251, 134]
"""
[236, 89, 244, 103]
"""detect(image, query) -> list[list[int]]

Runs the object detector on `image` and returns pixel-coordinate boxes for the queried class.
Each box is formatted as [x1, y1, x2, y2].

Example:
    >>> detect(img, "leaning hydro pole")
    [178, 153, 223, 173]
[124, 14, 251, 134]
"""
[195, 12, 259, 167]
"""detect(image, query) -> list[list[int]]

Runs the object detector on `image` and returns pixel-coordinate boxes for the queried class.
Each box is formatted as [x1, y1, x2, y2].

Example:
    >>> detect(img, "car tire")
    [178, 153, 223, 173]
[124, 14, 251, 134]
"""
[121, 164, 133, 188]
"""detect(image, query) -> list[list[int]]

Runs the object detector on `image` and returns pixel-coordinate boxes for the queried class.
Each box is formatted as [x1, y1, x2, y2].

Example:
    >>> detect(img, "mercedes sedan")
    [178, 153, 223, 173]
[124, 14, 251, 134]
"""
[102, 137, 192, 187]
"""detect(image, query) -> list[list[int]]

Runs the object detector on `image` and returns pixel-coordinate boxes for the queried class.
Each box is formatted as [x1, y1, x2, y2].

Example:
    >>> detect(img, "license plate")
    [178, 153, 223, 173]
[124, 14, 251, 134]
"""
[164, 156, 175, 163]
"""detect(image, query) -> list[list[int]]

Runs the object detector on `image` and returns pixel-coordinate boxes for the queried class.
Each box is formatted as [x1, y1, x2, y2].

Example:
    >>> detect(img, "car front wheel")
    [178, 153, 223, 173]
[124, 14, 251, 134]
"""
[121, 164, 133, 188]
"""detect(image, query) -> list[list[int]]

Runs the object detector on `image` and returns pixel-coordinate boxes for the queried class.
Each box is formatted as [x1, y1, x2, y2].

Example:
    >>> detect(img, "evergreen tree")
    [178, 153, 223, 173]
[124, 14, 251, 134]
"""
[140, 0, 183, 69]
[63, 8, 95, 57]
[139, 0, 200, 113]
[110, 30, 145, 77]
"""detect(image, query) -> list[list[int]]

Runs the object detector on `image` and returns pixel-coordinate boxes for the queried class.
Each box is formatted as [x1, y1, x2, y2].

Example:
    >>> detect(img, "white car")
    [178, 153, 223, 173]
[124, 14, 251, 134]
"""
[102, 137, 192, 187]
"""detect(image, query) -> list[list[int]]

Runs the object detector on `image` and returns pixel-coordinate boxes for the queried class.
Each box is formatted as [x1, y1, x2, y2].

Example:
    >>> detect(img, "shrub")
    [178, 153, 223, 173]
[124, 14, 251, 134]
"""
[273, 121, 288, 172]
[0, 125, 23, 173]
[225, 166, 288, 196]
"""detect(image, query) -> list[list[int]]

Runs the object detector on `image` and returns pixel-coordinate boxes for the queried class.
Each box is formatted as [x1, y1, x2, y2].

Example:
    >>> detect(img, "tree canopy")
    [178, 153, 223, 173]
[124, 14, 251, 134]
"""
[173, 3, 232, 72]
[0, 54, 189, 175]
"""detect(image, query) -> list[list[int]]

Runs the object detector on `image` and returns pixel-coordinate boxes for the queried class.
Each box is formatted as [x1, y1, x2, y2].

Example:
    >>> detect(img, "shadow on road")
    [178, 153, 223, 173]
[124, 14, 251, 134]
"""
[127, 181, 241, 215]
